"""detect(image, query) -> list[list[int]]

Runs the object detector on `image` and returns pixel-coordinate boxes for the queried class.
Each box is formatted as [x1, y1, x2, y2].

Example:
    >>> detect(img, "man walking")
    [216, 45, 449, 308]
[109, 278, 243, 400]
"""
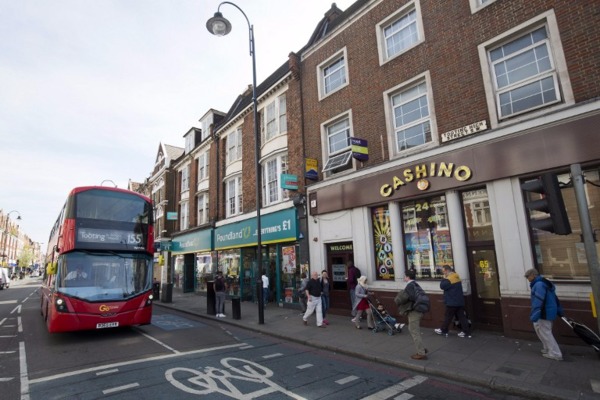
[261, 270, 269, 309]
[395, 269, 428, 360]
[525, 268, 563, 360]
[303, 271, 326, 328]
[435, 265, 471, 338]
[214, 270, 227, 318]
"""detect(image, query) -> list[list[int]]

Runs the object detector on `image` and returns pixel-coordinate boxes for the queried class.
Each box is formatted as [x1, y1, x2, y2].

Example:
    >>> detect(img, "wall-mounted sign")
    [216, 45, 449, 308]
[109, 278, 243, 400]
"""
[441, 120, 487, 143]
[281, 173, 298, 190]
[305, 158, 318, 180]
[167, 212, 178, 220]
[351, 137, 368, 161]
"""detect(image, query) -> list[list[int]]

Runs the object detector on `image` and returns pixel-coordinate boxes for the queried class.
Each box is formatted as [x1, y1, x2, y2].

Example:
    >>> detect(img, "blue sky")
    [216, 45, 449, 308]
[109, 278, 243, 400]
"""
[0, 0, 355, 245]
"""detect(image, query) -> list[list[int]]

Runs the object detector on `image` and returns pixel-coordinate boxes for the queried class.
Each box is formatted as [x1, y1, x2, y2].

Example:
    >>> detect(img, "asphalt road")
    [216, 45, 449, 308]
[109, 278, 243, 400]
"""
[0, 280, 526, 400]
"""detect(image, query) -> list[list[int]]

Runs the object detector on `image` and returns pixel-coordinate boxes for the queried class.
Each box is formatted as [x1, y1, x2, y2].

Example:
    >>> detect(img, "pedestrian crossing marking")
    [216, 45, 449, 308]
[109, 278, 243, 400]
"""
[296, 364, 312, 369]
[262, 353, 283, 359]
[361, 375, 427, 400]
[336, 375, 359, 385]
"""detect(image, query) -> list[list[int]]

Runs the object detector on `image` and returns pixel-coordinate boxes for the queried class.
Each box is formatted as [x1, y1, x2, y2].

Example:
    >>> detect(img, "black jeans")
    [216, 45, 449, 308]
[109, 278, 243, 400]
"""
[441, 305, 470, 334]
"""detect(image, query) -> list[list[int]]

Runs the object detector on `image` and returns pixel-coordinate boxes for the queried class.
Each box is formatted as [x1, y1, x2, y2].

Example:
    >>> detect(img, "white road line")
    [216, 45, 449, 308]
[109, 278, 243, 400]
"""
[394, 394, 414, 400]
[336, 375, 359, 385]
[18, 316, 22, 333]
[11, 305, 22, 314]
[102, 382, 139, 394]
[0, 318, 6, 326]
[262, 353, 283, 359]
[239, 345, 253, 350]
[96, 369, 119, 376]
[296, 364, 312, 369]
[0, 336, 17, 338]
[0, 377, 15, 381]
[134, 329, 179, 354]
[28, 343, 247, 384]
[20, 342, 30, 400]
[361, 375, 427, 400]
[0, 300, 18, 304]
[591, 378, 600, 393]
[0, 351, 17, 354]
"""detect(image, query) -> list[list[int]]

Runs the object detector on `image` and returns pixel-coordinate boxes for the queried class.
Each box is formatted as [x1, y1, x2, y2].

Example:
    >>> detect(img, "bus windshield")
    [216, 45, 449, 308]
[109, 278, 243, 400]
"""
[56, 252, 153, 302]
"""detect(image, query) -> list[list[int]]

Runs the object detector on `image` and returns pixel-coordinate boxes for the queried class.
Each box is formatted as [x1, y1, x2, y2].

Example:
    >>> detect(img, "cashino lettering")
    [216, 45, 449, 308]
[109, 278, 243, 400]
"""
[380, 162, 472, 197]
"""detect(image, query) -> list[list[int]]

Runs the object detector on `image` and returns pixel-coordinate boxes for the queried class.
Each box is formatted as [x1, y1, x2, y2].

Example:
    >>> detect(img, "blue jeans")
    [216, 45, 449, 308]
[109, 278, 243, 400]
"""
[263, 288, 269, 307]
[321, 294, 329, 318]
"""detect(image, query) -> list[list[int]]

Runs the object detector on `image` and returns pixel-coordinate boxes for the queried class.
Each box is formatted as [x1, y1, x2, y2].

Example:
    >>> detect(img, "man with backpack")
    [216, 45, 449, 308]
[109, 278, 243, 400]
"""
[525, 268, 563, 361]
[395, 269, 429, 360]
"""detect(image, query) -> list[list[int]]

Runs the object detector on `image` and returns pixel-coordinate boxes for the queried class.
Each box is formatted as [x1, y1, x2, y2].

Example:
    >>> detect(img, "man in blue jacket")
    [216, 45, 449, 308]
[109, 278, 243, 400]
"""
[525, 268, 563, 361]
[435, 265, 471, 338]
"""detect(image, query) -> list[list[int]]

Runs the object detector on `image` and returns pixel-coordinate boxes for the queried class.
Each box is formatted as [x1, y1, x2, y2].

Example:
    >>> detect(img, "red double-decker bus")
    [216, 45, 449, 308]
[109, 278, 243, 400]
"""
[41, 186, 154, 333]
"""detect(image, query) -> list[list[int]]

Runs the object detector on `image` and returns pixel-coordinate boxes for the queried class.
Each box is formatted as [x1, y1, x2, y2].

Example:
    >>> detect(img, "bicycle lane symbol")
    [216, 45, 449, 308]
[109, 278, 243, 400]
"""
[165, 357, 306, 399]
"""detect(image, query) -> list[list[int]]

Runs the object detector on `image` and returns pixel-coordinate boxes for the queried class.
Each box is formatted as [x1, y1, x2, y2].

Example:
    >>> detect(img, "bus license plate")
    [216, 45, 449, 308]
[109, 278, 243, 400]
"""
[96, 322, 119, 329]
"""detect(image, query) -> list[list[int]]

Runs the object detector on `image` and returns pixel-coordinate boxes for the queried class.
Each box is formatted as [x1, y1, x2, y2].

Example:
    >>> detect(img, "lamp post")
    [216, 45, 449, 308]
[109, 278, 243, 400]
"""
[2, 210, 22, 267]
[207, 2, 264, 324]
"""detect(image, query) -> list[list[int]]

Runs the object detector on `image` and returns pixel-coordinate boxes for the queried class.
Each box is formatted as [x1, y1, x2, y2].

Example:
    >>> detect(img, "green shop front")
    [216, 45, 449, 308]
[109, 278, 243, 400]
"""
[170, 229, 214, 293]
[214, 208, 305, 307]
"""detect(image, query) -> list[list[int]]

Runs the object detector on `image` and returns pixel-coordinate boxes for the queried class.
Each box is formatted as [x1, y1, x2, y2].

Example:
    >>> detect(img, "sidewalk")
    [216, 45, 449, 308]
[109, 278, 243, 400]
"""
[156, 291, 600, 400]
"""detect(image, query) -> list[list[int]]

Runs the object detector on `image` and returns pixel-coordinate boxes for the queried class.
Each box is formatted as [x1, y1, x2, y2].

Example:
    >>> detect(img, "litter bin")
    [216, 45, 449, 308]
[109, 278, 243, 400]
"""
[207, 281, 216, 316]
[152, 282, 160, 299]
[231, 296, 241, 320]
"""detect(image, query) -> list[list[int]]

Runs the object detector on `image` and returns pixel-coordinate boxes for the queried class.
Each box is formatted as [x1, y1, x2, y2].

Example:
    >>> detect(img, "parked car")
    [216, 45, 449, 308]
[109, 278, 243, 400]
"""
[0, 268, 11, 289]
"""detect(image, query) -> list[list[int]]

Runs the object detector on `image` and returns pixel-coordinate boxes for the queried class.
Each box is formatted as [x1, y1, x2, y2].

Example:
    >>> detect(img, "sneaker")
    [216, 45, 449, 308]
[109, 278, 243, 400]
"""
[541, 348, 549, 354]
[221, 314, 226, 318]
[323, 319, 329, 325]
[457, 332, 472, 338]
[351, 318, 358, 323]
[434, 328, 448, 337]
[303, 319, 307, 326]
[542, 353, 563, 361]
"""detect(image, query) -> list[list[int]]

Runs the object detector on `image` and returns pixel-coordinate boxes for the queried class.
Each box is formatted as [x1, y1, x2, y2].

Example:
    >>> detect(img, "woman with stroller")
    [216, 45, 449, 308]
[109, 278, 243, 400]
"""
[351, 276, 374, 330]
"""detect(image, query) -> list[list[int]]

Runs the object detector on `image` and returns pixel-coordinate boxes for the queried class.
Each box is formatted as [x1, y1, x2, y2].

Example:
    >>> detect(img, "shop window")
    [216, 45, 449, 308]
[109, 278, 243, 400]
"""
[525, 169, 598, 280]
[372, 205, 395, 280]
[218, 249, 241, 296]
[401, 195, 453, 279]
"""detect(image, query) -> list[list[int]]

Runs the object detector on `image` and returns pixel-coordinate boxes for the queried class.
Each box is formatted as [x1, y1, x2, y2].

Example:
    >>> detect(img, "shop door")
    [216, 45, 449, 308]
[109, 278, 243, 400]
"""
[326, 244, 354, 312]
[467, 246, 503, 330]
[183, 253, 195, 293]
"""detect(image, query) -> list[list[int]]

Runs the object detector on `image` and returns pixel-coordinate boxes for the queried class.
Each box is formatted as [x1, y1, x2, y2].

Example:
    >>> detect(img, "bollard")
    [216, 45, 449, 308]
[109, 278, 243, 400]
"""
[231, 296, 241, 320]
[207, 281, 216, 315]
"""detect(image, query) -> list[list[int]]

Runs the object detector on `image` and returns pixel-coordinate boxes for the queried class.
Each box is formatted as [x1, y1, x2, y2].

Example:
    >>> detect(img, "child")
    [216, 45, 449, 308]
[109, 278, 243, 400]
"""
[376, 301, 405, 332]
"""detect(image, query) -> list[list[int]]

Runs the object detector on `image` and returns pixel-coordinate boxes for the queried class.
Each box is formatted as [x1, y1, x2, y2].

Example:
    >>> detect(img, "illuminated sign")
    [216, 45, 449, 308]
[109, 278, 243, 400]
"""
[380, 162, 472, 198]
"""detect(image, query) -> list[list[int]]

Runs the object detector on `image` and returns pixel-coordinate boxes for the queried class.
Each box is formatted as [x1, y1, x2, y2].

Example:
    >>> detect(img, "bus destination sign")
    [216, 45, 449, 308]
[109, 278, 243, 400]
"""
[77, 228, 145, 249]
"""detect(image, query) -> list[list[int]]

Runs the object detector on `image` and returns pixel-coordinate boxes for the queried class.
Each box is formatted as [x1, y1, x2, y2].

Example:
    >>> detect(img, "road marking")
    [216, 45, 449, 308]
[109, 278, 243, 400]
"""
[262, 353, 283, 359]
[394, 394, 414, 400]
[0, 336, 17, 338]
[0, 351, 17, 354]
[18, 316, 22, 333]
[591, 379, 600, 393]
[134, 328, 179, 354]
[0, 318, 7, 326]
[11, 305, 22, 314]
[0, 300, 18, 304]
[102, 382, 139, 394]
[296, 364, 312, 369]
[96, 369, 119, 376]
[0, 377, 15, 381]
[20, 341, 30, 400]
[28, 343, 247, 384]
[240, 345, 253, 350]
[361, 375, 427, 400]
[336, 375, 359, 385]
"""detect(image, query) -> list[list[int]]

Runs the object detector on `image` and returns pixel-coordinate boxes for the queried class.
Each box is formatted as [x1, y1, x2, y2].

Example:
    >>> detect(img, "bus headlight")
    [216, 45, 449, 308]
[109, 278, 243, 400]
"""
[55, 297, 68, 312]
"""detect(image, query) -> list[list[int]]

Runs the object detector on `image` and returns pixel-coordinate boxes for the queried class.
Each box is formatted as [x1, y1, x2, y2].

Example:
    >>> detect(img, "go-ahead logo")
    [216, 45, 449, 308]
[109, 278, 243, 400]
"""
[99, 304, 118, 312]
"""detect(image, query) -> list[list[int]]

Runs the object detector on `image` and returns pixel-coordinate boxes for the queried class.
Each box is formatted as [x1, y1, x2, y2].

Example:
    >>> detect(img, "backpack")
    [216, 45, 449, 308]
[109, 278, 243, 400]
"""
[411, 282, 430, 313]
[355, 267, 362, 279]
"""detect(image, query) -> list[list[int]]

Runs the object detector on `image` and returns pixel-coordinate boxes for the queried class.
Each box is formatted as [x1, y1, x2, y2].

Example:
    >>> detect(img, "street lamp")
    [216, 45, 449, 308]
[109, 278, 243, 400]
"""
[2, 210, 22, 267]
[207, 2, 264, 325]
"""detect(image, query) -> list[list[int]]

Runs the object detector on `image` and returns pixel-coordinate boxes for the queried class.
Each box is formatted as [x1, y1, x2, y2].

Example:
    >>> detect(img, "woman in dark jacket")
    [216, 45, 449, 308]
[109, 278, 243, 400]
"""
[435, 265, 471, 338]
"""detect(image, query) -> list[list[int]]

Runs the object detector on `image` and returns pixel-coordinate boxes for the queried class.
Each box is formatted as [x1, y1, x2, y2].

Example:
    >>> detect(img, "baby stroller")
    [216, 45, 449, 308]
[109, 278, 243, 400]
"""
[561, 316, 600, 356]
[369, 298, 404, 336]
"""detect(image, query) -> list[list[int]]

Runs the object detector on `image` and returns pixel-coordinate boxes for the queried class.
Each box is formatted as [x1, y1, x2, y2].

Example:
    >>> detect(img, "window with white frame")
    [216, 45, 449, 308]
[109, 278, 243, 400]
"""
[197, 151, 209, 182]
[197, 192, 209, 225]
[263, 93, 287, 142]
[469, 0, 497, 13]
[180, 201, 189, 230]
[181, 166, 189, 192]
[262, 154, 289, 206]
[318, 48, 348, 99]
[479, 11, 573, 126]
[200, 117, 211, 141]
[489, 25, 559, 119]
[322, 116, 353, 174]
[389, 80, 432, 154]
[377, 1, 423, 64]
[226, 128, 242, 164]
[225, 175, 242, 217]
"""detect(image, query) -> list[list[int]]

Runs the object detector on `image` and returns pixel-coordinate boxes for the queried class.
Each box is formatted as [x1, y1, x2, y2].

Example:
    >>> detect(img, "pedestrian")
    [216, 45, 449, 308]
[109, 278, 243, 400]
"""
[302, 271, 326, 328]
[298, 272, 309, 315]
[261, 270, 269, 308]
[321, 270, 331, 325]
[525, 268, 563, 361]
[214, 270, 227, 318]
[435, 265, 471, 338]
[347, 260, 360, 317]
[352, 276, 374, 330]
[394, 269, 428, 360]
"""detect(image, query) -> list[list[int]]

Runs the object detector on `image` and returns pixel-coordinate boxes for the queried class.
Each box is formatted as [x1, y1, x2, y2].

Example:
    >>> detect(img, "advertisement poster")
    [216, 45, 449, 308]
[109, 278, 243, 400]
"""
[372, 206, 394, 280]
[282, 246, 296, 274]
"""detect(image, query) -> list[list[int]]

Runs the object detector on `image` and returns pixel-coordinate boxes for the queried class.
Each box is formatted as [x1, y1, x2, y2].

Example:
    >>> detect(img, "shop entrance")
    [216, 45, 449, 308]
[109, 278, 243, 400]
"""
[326, 242, 354, 313]
[467, 246, 503, 330]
